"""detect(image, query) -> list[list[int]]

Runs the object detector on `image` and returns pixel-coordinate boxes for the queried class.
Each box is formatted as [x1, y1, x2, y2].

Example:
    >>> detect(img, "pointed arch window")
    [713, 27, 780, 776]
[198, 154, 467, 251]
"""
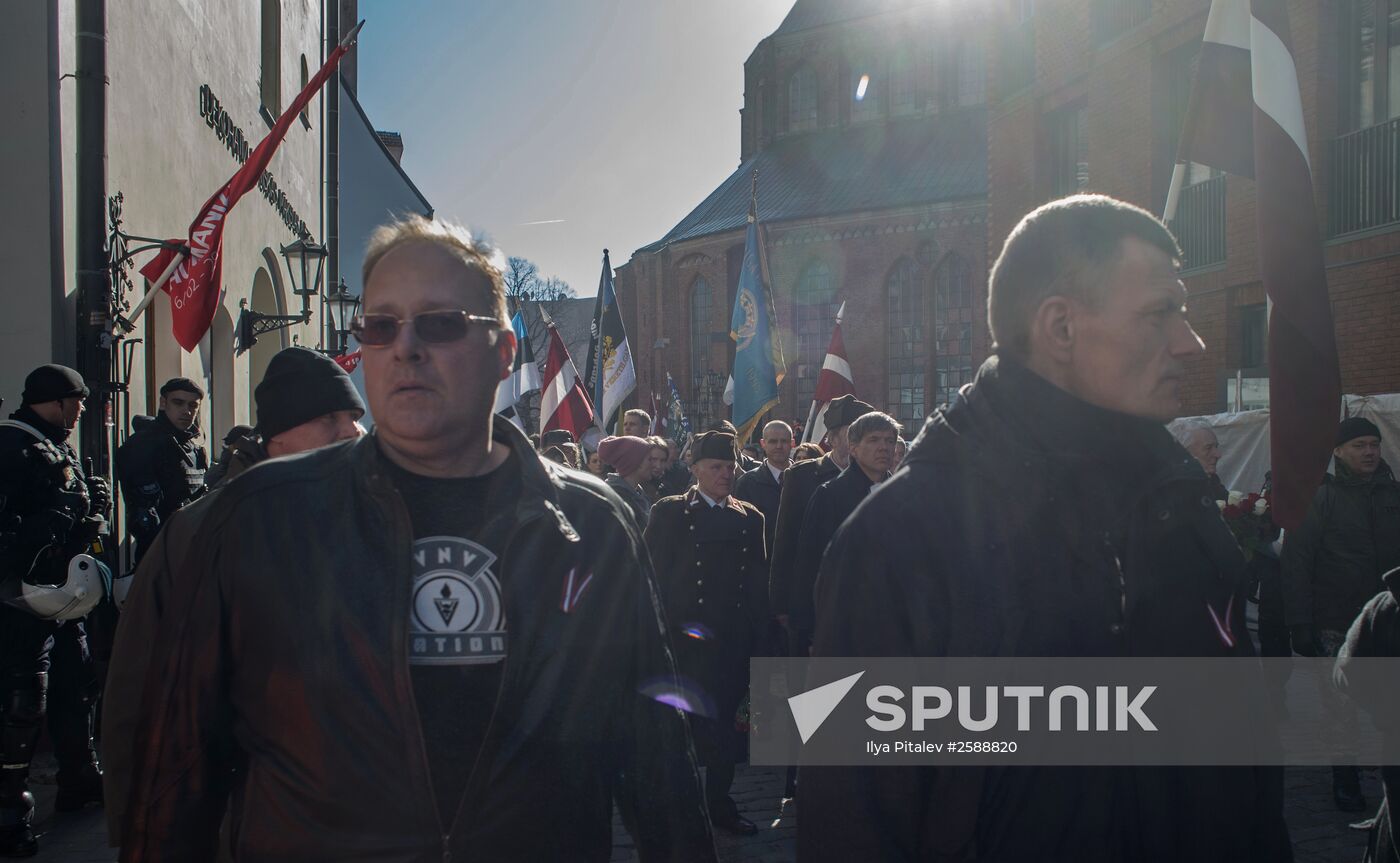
[886, 258, 924, 425]
[934, 255, 974, 409]
[788, 66, 818, 132]
[795, 261, 838, 412]
[690, 276, 713, 382]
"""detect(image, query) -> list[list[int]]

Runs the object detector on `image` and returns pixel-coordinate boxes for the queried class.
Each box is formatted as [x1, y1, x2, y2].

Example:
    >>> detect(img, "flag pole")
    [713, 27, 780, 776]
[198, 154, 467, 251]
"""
[1162, 161, 1188, 223]
[126, 250, 186, 321]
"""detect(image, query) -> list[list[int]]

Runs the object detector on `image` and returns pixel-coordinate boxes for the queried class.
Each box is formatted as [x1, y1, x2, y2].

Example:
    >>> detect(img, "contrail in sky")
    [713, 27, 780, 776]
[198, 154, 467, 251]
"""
[522, 219, 566, 226]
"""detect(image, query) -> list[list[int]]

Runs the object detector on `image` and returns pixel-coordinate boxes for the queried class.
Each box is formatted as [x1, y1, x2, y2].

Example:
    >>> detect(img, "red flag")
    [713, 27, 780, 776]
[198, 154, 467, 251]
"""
[140, 25, 361, 351]
[333, 350, 362, 374]
[801, 304, 856, 444]
[1174, 0, 1340, 529]
[539, 321, 595, 440]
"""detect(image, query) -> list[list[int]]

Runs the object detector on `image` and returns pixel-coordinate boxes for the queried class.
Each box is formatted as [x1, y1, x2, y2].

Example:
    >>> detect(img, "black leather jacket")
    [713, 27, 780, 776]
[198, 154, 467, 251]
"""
[110, 423, 715, 862]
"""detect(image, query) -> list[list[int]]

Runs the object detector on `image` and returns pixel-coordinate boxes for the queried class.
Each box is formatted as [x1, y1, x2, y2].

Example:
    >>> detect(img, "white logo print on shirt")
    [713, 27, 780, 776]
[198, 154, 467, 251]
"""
[409, 536, 506, 666]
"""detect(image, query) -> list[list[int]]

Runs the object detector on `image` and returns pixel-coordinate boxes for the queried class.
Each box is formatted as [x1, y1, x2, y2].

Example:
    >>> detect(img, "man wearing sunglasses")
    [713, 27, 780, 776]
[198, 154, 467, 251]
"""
[114, 216, 715, 862]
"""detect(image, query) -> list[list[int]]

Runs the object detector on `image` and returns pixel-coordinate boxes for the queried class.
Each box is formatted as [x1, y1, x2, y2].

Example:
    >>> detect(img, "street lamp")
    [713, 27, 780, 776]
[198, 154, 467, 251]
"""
[235, 235, 328, 355]
[323, 279, 361, 356]
[280, 237, 328, 316]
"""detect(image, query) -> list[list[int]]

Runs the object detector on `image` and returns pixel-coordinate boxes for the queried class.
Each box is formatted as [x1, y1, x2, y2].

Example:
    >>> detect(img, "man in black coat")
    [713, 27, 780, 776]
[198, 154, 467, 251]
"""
[1335, 566, 1400, 862]
[769, 394, 872, 658]
[0, 365, 108, 855]
[1284, 415, 1400, 810]
[793, 411, 899, 633]
[645, 431, 768, 835]
[734, 420, 793, 553]
[115, 377, 208, 562]
[800, 195, 1289, 862]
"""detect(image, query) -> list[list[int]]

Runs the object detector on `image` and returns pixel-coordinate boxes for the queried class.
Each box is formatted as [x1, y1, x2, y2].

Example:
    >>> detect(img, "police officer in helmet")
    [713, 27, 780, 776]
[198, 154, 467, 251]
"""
[0, 364, 109, 856]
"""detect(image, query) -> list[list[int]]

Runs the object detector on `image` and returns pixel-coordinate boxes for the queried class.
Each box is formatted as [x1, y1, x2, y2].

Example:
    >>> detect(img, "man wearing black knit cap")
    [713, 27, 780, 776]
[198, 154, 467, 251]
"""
[198, 348, 367, 491]
[0, 364, 108, 855]
[115, 378, 208, 562]
[1283, 414, 1400, 810]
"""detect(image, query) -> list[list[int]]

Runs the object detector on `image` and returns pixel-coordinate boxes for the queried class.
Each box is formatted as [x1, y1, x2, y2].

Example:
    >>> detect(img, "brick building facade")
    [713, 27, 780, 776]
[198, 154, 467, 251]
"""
[617, 0, 991, 435]
[622, 0, 1400, 439]
[988, 0, 1400, 416]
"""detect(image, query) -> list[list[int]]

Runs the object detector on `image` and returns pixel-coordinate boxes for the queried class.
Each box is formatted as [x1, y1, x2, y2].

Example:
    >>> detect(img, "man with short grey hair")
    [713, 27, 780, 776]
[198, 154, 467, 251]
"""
[792, 412, 900, 637]
[801, 195, 1287, 861]
[1173, 419, 1226, 501]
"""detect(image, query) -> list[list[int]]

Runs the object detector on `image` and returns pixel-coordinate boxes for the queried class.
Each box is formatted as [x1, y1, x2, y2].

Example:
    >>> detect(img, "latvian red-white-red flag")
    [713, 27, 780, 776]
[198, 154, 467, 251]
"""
[801, 301, 856, 445]
[1173, 0, 1340, 529]
[140, 24, 362, 352]
[539, 318, 596, 440]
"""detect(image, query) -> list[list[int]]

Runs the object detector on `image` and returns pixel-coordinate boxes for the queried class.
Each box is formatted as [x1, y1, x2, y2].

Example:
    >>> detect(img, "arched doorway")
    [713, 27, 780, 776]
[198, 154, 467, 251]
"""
[247, 264, 285, 422]
[209, 303, 236, 442]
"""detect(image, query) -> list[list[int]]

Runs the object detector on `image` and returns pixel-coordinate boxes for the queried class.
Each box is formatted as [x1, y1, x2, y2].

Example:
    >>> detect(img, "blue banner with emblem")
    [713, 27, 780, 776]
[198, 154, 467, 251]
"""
[729, 213, 781, 444]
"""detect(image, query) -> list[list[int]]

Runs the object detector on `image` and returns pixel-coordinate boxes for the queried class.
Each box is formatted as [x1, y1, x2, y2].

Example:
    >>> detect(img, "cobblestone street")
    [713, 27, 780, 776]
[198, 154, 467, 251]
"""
[25, 757, 1380, 863]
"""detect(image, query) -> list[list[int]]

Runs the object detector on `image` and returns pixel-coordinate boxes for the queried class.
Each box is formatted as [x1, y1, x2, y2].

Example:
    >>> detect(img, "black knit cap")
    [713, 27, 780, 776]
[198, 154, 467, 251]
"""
[22, 364, 88, 405]
[223, 424, 255, 445]
[254, 347, 365, 441]
[824, 394, 876, 430]
[1337, 416, 1382, 447]
[692, 430, 737, 463]
[160, 377, 205, 398]
[540, 429, 575, 448]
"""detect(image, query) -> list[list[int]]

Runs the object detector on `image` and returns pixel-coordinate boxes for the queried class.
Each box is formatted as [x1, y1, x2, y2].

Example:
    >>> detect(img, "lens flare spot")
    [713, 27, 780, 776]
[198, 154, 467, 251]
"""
[640, 675, 716, 719]
[681, 624, 714, 641]
[855, 74, 870, 101]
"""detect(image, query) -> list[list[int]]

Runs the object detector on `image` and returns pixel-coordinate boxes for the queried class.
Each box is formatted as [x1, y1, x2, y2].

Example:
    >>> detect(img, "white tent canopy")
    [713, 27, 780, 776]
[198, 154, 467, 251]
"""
[1167, 394, 1400, 494]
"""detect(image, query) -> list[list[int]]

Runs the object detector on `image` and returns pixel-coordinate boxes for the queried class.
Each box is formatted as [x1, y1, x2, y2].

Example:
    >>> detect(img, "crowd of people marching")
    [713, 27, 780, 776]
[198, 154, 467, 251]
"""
[2, 196, 1400, 861]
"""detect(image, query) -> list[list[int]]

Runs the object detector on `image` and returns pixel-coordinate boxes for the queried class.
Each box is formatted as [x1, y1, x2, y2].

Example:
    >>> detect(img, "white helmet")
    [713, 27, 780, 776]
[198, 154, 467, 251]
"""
[3, 553, 109, 620]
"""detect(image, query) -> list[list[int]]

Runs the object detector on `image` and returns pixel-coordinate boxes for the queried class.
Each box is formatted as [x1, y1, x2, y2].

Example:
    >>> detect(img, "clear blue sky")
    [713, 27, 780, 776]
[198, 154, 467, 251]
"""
[355, 0, 794, 297]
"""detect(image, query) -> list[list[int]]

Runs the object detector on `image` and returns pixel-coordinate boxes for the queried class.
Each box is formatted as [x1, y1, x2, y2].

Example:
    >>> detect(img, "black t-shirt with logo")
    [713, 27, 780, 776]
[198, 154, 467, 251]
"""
[386, 451, 519, 827]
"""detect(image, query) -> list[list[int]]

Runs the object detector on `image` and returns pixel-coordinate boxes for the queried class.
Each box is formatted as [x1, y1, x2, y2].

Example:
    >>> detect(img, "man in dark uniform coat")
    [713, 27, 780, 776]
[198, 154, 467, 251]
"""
[645, 431, 768, 835]
[0, 364, 108, 855]
[800, 195, 1289, 862]
[793, 410, 900, 630]
[769, 394, 872, 658]
[115, 377, 208, 562]
[733, 420, 793, 553]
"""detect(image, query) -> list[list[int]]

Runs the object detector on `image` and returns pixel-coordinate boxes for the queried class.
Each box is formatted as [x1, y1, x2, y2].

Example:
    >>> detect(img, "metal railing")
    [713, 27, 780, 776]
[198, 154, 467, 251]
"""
[1095, 0, 1152, 44]
[1330, 117, 1400, 236]
[1170, 175, 1226, 271]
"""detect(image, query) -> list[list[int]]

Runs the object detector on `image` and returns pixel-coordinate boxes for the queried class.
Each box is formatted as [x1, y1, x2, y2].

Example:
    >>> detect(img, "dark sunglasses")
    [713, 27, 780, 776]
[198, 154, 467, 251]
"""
[351, 310, 500, 346]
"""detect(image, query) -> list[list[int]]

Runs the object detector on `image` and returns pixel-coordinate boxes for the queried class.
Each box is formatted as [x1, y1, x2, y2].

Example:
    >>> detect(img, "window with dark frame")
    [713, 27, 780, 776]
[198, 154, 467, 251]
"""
[933, 255, 974, 410]
[795, 261, 838, 414]
[260, 0, 282, 119]
[851, 56, 882, 123]
[885, 258, 925, 427]
[1239, 303, 1268, 370]
[690, 276, 713, 382]
[1048, 104, 1088, 197]
[890, 47, 918, 116]
[952, 37, 986, 107]
[1163, 42, 1225, 269]
[1333, 0, 1400, 235]
[1094, 0, 1151, 45]
[788, 66, 818, 132]
[1339, 0, 1400, 133]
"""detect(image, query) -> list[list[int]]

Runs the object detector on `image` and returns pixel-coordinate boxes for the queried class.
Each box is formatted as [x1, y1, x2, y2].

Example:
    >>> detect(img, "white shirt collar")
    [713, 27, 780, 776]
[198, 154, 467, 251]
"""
[697, 489, 727, 508]
[767, 462, 785, 483]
